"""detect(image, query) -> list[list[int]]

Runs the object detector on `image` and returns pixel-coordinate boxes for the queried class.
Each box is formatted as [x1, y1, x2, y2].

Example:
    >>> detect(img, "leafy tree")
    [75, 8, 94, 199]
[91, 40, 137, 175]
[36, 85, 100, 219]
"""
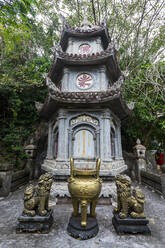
[0, 0, 59, 166]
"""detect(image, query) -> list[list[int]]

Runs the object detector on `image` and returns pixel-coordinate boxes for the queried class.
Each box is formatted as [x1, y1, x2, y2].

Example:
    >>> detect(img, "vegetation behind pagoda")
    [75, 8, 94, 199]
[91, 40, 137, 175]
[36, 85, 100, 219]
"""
[0, 0, 164, 168]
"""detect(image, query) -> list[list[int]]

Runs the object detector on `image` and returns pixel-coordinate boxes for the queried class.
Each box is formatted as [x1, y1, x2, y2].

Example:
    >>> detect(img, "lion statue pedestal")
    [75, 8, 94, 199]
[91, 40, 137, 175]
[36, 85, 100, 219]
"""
[67, 158, 102, 240]
[16, 173, 54, 233]
[112, 175, 151, 234]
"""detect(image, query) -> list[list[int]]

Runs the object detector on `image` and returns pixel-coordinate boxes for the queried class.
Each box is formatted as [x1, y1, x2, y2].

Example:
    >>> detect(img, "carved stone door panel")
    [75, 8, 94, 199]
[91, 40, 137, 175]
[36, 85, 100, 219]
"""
[73, 130, 94, 158]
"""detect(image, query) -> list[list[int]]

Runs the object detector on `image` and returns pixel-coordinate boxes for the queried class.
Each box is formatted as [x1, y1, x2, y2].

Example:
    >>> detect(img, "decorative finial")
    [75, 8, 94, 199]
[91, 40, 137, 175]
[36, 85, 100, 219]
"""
[59, 14, 70, 29]
[81, 15, 92, 28]
[80, 1, 92, 28]
[136, 139, 141, 145]
[127, 102, 135, 110]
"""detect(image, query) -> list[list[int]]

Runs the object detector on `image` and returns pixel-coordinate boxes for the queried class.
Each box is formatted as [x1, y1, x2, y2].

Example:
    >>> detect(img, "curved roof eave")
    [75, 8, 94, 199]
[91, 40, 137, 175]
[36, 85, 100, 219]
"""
[60, 26, 110, 51]
[48, 49, 122, 84]
[39, 91, 131, 121]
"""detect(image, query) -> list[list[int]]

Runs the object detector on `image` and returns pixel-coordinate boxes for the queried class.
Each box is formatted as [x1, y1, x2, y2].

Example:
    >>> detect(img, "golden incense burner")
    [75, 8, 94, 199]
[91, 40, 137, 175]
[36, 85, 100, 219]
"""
[68, 158, 102, 227]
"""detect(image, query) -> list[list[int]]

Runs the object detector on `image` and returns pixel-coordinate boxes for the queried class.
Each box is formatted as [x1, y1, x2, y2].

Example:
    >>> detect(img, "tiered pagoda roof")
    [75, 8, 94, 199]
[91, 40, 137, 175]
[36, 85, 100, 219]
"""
[38, 18, 132, 120]
[38, 76, 132, 121]
[60, 23, 110, 51]
[48, 47, 121, 84]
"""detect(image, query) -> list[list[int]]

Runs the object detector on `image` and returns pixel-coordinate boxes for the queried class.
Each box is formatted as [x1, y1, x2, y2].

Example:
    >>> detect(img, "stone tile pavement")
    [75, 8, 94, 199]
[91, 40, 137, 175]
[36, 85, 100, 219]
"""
[0, 184, 165, 248]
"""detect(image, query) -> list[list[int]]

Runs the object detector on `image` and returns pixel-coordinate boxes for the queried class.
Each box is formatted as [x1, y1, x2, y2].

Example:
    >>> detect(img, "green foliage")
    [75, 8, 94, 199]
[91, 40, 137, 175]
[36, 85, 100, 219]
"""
[122, 61, 165, 150]
[0, 0, 56, 166]
[0, 0, 38, 26]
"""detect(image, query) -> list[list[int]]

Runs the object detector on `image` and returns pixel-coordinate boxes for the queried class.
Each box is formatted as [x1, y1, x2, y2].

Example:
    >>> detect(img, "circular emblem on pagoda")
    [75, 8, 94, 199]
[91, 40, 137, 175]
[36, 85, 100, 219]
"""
[76, 73, 93, 90]
[79, 44, 91, 55]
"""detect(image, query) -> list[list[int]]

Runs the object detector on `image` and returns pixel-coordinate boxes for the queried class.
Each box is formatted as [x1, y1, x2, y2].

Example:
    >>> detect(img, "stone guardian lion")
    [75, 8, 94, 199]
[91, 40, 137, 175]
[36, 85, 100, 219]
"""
[114, 175, 145, 219]
[23, 173, 53, 216]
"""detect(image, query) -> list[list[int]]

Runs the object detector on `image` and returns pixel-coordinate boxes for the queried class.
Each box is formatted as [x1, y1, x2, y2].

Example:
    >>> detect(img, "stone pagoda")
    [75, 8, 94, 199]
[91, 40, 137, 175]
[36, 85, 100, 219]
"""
[38, 16, 132, 178]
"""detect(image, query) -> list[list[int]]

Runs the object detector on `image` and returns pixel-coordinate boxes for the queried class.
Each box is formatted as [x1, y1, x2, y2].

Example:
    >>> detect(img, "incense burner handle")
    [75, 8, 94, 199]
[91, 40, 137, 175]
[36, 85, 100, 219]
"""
[96, 158, 101, 179]
[70, 157, 74, 178]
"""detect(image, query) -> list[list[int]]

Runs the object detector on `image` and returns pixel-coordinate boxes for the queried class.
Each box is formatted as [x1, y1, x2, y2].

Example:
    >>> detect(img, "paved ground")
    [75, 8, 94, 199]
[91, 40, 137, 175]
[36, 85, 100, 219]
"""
[0, 184, 165, 248]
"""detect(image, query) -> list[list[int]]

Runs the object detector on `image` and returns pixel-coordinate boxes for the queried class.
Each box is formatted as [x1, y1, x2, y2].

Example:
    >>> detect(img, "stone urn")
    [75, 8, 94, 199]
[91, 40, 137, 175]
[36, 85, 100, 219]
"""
[68, 158, 102, 227]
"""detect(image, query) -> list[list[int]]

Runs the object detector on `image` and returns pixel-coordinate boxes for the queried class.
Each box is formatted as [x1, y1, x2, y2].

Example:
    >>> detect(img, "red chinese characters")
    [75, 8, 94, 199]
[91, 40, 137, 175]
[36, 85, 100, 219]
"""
[79, 44, 91, 55]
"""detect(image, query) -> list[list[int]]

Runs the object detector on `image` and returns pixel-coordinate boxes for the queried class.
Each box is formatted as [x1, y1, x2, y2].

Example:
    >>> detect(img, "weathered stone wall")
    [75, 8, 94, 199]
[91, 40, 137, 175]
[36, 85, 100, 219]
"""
[0, 165, 30, 197]
[141, 170, 165, 196]
[11, 169, 29, 192]
[161, 173, 165, 195]
[0, 121, 49, 197]
[0, 163, 13, 197]
[0, 177, 3, 190]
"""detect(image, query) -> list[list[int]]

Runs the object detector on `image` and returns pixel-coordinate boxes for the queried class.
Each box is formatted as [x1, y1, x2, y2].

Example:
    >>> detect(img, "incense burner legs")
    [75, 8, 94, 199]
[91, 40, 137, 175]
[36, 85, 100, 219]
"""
[81, 200, 88, 227]
[72, 199, 97, 227]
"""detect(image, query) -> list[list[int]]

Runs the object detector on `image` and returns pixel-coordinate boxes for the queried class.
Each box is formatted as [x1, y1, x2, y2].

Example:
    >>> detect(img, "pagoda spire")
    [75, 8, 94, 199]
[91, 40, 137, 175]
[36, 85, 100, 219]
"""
[80, 1, 92, 28]
[81, 15, 92, 28]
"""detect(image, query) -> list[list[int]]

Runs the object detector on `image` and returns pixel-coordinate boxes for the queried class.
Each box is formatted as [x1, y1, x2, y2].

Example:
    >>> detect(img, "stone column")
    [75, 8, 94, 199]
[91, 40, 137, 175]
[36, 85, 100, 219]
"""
[62, 68, 69, 91]
[68, 129, 73, 158]
[114, 135, 119, 160]
[117, 124, 123, 159]
[99, 66, 106, 90]
[57, 109, 67, 161]
[102, 109, 111, 162]
[114, 124, 121, 159]
[96, 37, 102, 52]
[46, 121, 54, 159]
[64, 118, 69, 160]
[96, 129, 100, 158]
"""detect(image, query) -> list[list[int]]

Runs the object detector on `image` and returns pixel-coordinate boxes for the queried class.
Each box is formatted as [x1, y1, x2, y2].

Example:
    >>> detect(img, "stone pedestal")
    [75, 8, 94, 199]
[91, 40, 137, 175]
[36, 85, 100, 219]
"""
[16, 210, 54, 234]
[112, 213, 151, 235]
[67, 215, 99, 240]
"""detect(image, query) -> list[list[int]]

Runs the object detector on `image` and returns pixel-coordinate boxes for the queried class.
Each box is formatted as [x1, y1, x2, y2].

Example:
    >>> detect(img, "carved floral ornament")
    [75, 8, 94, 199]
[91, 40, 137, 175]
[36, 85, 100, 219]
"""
[70, 115, 98, 126]
[76, 73, 93, 89]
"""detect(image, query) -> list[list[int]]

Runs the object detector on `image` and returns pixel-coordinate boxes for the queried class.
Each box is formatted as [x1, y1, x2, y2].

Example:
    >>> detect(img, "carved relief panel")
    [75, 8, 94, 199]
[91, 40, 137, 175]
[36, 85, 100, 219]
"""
[73, 130, 94, 158]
